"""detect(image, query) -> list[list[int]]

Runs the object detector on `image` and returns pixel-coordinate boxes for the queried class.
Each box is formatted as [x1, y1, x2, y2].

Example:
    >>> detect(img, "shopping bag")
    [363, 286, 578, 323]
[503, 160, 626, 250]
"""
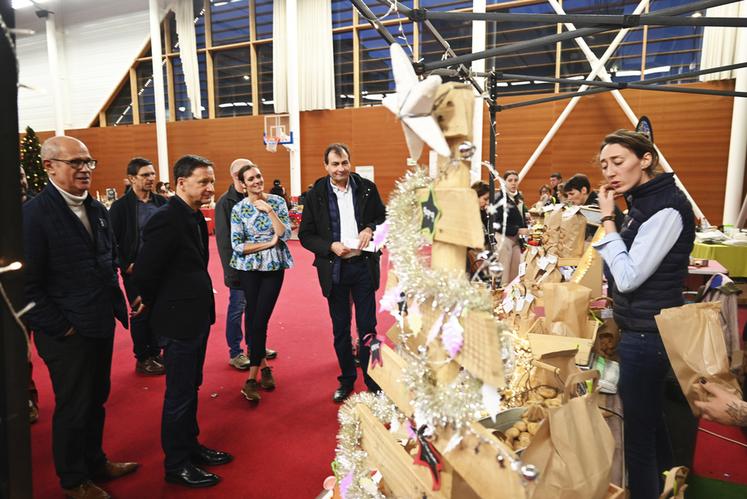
[558, 207, 588, 258]
[523, 370, 615, 499]
[543, 282, 593, 337]
[655, 302, 743, 416]
[590, 296, 620, 361]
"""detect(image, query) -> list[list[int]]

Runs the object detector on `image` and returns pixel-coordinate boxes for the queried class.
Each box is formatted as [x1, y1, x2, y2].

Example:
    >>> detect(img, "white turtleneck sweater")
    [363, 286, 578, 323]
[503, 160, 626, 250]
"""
[49, 179, 93, 238]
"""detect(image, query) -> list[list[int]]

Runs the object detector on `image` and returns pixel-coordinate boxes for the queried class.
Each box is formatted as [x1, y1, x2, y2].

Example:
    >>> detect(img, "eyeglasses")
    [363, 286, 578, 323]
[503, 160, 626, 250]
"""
[49, 158, 97, 170]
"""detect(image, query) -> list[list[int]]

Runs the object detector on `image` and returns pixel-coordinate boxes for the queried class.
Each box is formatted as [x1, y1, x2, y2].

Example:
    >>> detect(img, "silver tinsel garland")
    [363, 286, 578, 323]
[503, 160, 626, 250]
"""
[334, 392, 404, 499]
[385, 167, 494, 315]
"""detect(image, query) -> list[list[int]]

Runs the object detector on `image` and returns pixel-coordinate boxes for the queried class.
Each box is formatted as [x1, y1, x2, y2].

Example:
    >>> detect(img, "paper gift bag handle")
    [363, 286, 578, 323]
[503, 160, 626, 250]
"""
[563, 369, 600, 402]
[589, 296, 614, 308]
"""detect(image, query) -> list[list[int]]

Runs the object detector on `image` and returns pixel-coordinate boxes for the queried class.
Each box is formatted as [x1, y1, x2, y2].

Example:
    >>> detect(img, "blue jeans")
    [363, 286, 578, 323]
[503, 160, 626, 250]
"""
[618, 332, 673, 499]
[225, 287, 246, 359]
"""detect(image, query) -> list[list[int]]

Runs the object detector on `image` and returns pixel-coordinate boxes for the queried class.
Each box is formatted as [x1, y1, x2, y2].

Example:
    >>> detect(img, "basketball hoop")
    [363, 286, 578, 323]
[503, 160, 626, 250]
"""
[265, 136, 279, 153]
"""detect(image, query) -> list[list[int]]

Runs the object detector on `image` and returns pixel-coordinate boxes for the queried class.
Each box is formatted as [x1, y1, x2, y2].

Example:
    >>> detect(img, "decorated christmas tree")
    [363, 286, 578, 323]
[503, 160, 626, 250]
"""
[20, 126, 46, 193]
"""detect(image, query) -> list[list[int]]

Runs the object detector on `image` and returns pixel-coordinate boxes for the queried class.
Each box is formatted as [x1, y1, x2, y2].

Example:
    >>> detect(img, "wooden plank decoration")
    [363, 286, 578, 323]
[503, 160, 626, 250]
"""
[416, 187, 484, 249]
[357, 405, 452, 498]
[365, 344, 525, 499]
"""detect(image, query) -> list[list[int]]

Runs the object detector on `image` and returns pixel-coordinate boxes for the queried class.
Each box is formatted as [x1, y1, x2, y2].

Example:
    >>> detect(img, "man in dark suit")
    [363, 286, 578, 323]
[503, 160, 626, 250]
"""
[109, 157, 167, 376]
[299, 143, 386, 403]
[24, 136, 138, 499]
[133, 155, 232, 488]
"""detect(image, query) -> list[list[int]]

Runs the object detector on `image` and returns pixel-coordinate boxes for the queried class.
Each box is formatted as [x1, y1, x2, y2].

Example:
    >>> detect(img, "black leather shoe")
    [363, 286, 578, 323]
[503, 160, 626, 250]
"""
[165, 463, 220, 488]
[191, 445, 233, 466]
[332, 384, 354, 403]
[266, 348, 278, 360]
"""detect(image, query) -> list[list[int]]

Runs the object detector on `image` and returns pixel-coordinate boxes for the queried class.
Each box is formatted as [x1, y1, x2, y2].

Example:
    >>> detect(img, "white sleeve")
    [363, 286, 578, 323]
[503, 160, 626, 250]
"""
[592, 208, 683, 293]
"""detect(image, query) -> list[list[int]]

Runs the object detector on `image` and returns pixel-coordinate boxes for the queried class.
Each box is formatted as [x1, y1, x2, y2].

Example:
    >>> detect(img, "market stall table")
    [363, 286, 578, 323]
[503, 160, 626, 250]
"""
[691, 242, 747, 278]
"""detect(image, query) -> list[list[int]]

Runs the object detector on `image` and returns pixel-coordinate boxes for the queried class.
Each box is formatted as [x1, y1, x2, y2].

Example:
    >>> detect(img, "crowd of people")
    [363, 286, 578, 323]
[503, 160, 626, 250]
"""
[22, 136, 386, 498]
[20, 132, 746, 499]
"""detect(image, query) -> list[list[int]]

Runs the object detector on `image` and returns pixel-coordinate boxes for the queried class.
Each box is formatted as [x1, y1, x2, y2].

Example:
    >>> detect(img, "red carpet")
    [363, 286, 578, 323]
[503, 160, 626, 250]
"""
[30, 238, 394, 498]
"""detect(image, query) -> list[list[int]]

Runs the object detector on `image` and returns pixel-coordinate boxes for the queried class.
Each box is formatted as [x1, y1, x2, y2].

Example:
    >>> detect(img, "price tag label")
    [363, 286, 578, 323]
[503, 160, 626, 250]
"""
[600, 308, 614, 319]
[502, 297, 514, 312]
[515, 296, 525, 312]
[538, 256, 550, 270]
[525, 293, 535, 304]
[518, 262, 527, 277]
[546, 254, 558, 265]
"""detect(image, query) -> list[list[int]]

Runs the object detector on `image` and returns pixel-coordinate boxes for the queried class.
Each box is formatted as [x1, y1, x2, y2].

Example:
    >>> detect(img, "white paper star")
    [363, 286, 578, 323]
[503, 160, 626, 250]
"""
[382, 43, 451, 159]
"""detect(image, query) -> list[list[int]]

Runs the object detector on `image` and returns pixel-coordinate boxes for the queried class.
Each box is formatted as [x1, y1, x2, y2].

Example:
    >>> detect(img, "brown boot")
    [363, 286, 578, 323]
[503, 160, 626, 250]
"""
[93, 460, 139, 481]
[260, 366, 275, 390]
[241, 379, 261, 402]
[63, 480, 111, 499]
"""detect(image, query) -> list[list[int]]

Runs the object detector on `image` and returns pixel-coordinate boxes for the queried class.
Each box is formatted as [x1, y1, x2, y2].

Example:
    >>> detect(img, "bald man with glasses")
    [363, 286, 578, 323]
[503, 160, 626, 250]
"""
[24, 136, 138, 499]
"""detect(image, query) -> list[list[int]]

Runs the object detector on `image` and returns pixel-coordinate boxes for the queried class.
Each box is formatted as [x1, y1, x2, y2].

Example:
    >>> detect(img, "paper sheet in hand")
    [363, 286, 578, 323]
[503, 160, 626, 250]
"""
[343, 238, 375, 252]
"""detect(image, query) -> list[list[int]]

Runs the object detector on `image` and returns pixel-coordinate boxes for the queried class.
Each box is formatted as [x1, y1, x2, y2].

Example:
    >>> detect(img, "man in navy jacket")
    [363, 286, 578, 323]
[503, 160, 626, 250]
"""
[133, 155, 232, 488]
[23, 136, 137, 499]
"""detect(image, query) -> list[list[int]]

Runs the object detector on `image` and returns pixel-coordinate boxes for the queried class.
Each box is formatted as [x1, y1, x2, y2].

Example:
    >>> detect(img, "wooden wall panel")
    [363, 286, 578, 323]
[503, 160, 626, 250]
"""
[28, 80, 740, 222]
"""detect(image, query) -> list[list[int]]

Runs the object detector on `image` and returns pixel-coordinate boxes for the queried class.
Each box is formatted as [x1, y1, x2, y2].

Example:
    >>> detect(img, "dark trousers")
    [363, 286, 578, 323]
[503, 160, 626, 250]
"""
[122, 274, 160, 361]
[239, 269, 285, 366]
[160, 330, 209, 471]
[326, 259, 380, 391]
[34, 332, 113, 489]
[29, 359, 38, 406]
[618, 332, 673, 499]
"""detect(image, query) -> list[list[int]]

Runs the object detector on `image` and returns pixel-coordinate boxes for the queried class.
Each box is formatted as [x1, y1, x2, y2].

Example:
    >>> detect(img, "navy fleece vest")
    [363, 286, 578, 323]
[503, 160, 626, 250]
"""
[611, 173, 695, 333]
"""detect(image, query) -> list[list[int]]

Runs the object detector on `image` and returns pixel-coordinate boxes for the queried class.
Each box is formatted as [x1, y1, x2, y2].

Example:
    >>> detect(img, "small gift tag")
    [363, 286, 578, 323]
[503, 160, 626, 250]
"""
[531, 246, 539, 256]
[502, 296, 514, 312]
[542, 204, 556, 213]
[515, 296, 525, 312]
[525, 293, 535, 305]
[537, 256, 550, 270]
[600, 308, 614, 319]
[518, 261, 527, 277]
[546, 254, 558, 265]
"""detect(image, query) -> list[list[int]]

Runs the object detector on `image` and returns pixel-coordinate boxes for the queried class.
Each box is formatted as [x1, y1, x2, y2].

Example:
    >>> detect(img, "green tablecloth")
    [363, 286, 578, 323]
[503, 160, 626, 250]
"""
[691, 242, 747, 278]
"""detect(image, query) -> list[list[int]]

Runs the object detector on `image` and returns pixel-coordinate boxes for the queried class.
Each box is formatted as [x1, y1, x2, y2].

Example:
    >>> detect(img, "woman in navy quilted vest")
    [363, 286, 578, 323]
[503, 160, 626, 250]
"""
[593, 130, 695, 499]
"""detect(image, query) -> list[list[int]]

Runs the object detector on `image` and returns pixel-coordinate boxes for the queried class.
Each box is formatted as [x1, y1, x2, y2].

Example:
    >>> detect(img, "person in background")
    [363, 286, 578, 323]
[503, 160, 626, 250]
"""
[230, 163, 293, 402]
[270, 179, 291, 209]
[563, 173, 598, 207]
[593, 130, 695, 499]
[471, 181, 492, 248]
[156, 181, 168, 196]
[299, 143, 386, 403]
[164, 182, 175, 197]
[133, 155, 232, 488]
[695, 382, 747, 427]
[24, 136, 137, 499]
[494, 170, 528, 286]
[215, 159, 278, 371]
[109, 157, 168, 376]
[534, 184, 554, 209]
[549, 172, 562, 200]
[298, 183, 313, 207]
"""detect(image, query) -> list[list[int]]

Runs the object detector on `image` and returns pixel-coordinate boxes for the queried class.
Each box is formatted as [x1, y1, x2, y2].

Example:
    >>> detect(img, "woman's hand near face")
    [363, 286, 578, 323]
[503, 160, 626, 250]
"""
[598, 185, 617, 217]
[253, 199, 273, 213]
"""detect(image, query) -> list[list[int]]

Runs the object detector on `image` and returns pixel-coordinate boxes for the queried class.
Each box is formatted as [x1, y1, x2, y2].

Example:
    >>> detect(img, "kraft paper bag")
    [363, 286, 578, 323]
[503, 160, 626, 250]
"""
[543, 282, 593, 338]
[523, 370, 615, 499]
[558, 208, 587, 258]
[655, 302, 743, 416]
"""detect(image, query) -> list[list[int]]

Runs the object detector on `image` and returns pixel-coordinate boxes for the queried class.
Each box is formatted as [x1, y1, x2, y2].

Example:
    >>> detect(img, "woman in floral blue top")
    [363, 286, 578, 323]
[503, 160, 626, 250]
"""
[230, 163, 293, 402]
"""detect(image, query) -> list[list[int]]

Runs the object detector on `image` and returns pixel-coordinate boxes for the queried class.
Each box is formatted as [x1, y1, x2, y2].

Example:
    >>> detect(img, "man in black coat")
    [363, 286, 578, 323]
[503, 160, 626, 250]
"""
[298, 143, 386, 403]
[24, 136, 137, 499]
[133, 155, 232, 488]
[109, 157, 167, 375]
[214, 158, 277, 370]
